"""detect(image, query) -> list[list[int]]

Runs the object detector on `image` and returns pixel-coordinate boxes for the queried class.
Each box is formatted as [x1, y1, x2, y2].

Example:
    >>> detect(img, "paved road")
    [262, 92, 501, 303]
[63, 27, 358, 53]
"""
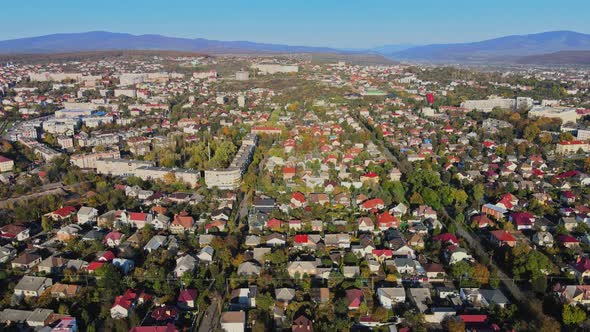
[197, 297, 220, 332]
[456, 227, 526, 303]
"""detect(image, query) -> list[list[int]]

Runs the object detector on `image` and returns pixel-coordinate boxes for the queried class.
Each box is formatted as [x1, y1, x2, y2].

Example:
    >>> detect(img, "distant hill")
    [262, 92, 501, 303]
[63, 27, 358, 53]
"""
[0, 31, 345, 55]
[369, 44, 417, 55]
[517, 50, 590, 65]
[2, 30, 590, 64]
[391, 31, 590, 62]
[0, 50, 211, 64]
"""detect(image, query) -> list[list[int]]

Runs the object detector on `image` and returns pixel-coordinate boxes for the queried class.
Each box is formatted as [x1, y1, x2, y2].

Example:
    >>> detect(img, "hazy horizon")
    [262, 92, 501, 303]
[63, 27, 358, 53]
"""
[1, 0, 590, 48]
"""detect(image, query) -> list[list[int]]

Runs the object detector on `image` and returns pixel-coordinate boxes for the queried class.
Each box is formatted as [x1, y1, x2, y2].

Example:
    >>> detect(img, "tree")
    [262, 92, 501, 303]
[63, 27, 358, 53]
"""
[41, 216, 53, 232]
[446, 318, 466, 332]
[562, 304, 586, 326]
[256, 293, 274, 311]
[162, 172, 176, 185]
[409, 192, 424, 206]
[523, 125, 540, 142]
[473, 264, 490, 285]
[372, 306, 389, 322]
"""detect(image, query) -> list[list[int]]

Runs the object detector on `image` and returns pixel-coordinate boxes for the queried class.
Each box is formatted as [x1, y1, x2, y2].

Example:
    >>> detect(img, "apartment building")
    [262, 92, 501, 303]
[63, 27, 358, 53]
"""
[70, 151, 121, 169]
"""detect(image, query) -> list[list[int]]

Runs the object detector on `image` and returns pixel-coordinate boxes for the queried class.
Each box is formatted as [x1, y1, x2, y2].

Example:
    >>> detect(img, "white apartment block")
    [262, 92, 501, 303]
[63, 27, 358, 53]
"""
[114, 89, 137, 98]
[460, 98, 516, 112]
[94, 158, 200, 187]
[556, 141, 590, 155]
[70, 151, 121, 169]
[57, 136, 74, 149]
[55, 108, 94, 118]
[95, 158, 154, 177]
[251, 64, 299, 74]
[78, 133, 120, 147]
[528, 106, 580, 124]
[205, 134, 257, 189]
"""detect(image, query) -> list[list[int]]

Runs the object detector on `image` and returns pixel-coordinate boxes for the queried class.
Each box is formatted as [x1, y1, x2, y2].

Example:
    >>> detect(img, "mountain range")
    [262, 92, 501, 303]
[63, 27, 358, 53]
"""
[0, 31, 343, 55]
[0, 30, 589, 64]
[390, 31, 590, 63]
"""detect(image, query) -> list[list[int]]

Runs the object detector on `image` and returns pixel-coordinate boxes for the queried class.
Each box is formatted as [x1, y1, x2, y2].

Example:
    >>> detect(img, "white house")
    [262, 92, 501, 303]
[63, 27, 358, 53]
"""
[377, 287, 406, 309]
[174, 255, 197, 277]
[77, 207, 99, 225]
[197, 245, 215, 263]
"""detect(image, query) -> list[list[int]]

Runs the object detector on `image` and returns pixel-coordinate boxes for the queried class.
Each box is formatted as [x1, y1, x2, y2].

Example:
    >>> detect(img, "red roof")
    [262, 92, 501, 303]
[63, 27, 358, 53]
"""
[562, 191, 576, 199]
[150, 305, 179, 321]
[87, 261, 105, 271]
[345, 288, 364, 307]
[173, 214, 194, 229]
[283, 166, 296, 174]
[130, 324, 179, 332]
[459, 314, 488, 323]
[372, 249, 393, 257]
[0, 155, 12, 162]
[129, 212, 149, 221]
[267, 218, 284, 228]
[104, 231, 123, 242]
[112, 289, 150, 310]
[294, 234, 309, 244]
[432, 233, 459, 245]
[490, 230, 516, 242]
[556, 170, 579, 179]
[376, 211, 399, 228]
[178, 289, 198, 303]
[99, 251, 116, 261]
[573, 256, 590, 272]
[362, 172, 379, 178]
[361, 198, 385, 209]
[558, 235, 579, 243]
[51, 206, 77, 218]
[510, 212, 534, 226]
[559, 140, 586, 145]
[291, 192, 306, 203]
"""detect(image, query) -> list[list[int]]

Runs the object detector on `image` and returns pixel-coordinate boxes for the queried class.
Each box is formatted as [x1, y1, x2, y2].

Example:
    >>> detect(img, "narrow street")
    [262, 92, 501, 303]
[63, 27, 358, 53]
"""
[197, 296, 221, 332]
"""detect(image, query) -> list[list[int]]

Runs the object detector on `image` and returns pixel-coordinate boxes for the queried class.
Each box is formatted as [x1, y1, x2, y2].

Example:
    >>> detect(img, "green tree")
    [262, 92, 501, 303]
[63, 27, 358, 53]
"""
[562, 304, 586, 326]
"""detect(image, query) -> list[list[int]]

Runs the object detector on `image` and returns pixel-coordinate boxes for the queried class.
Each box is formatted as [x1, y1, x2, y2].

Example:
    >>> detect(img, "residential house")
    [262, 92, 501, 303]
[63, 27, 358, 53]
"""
[110, 289, 151, 319]
[104, 231, 124, 247]
[345, 289, 364, 310]
[287, 260, 318, 278]
[128, 212, 153, 229]
[197, 246, 215, 263]
[377, 287, 406, 309]
[220, 311, 245, 332]
[170, 213, 194, 234]
[230, 286, 257, 309]
[174, 255, 197, 277]
[292, 315, 314, 332]
[14, 276, 52, 297]
[77, 206, 99, 225]
[113, 258, 135, 274]
[490, 230, 517, 248]
[533, 231, 554, 247]
[45, 206, 77, 221]
[12, 252, 42, 270]
[177, 289, 198, 310]
[51, 283, 81, 299]
[57, 224, 83, 242]
[237, 262, 261, 276]
[0, 223, 31, 241]
[409, 288, 432, 313]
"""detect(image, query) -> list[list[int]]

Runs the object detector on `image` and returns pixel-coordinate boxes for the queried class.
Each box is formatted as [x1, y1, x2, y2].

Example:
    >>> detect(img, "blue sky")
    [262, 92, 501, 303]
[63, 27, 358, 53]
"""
[2, 0, 589, 48]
